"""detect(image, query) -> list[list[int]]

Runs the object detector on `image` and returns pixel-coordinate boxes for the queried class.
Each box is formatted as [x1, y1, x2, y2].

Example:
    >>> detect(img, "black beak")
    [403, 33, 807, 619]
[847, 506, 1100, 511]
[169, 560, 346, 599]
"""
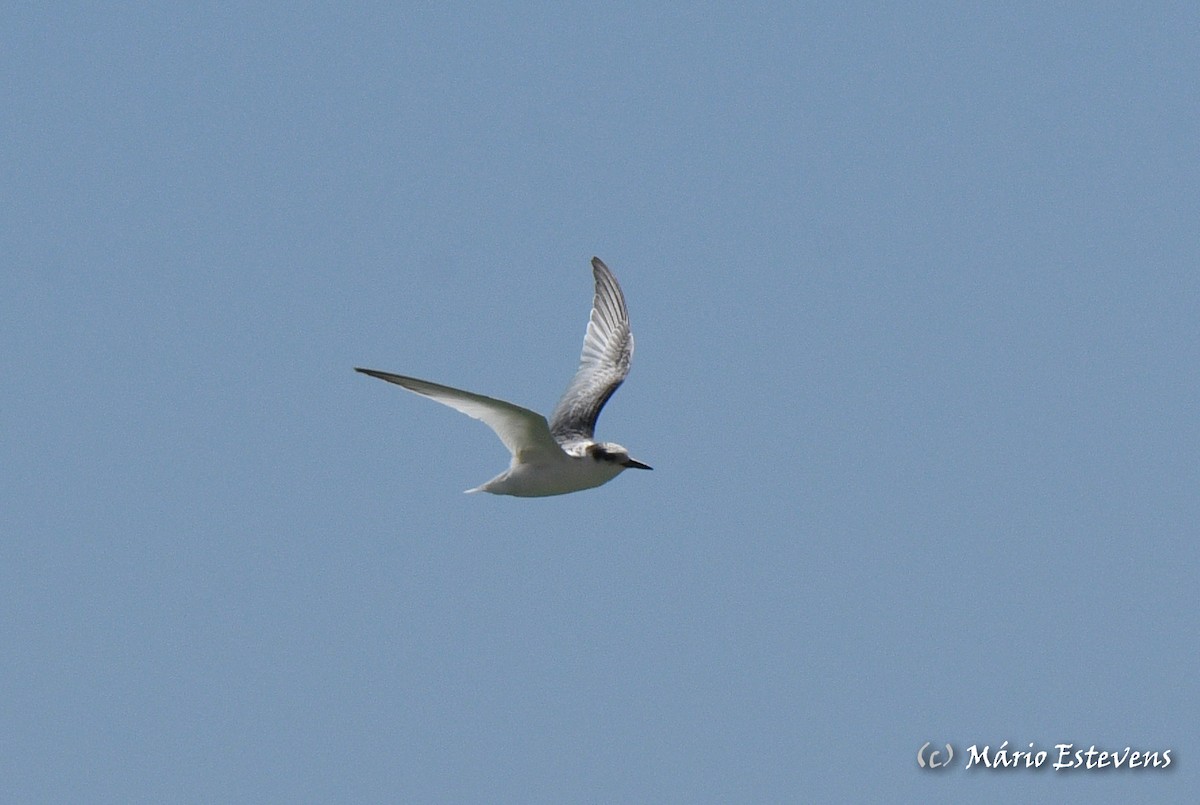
[623, 458, 653, 470]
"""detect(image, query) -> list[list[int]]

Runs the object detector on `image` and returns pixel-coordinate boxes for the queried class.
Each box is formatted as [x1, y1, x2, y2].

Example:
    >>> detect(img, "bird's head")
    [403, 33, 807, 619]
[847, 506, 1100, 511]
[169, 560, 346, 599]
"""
[588, 442, 653, 471]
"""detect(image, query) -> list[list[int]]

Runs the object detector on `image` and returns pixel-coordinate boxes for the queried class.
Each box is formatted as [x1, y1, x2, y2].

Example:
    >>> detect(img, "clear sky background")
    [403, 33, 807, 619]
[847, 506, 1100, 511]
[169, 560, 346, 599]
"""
[3, 4, 1196, 802]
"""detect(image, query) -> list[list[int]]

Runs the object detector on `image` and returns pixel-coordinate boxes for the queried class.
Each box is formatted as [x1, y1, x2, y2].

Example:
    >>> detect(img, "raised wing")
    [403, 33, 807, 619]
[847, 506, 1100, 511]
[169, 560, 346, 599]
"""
[355, 368, 565, 462]
[548, 257, 634, 442]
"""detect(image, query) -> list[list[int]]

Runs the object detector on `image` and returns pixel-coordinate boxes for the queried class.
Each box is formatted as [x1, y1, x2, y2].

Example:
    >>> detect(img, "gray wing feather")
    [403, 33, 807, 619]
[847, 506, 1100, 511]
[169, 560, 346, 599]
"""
[548, 257, 634, 441]
[355, 368, 564, 461]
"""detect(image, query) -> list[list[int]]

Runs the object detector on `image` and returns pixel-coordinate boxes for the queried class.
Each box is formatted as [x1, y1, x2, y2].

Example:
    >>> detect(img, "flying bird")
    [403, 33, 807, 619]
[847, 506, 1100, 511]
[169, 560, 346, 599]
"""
[356, 257, 651, 496]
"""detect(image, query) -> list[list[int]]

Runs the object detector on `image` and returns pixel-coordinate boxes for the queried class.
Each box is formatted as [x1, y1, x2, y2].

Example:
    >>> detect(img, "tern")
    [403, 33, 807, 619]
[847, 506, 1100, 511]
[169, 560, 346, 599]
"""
[356, 257, 651, 497]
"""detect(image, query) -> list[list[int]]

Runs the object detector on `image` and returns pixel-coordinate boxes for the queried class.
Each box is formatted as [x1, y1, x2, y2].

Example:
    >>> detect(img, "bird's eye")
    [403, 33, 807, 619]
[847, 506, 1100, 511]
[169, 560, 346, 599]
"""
[590, 445, 617, 462]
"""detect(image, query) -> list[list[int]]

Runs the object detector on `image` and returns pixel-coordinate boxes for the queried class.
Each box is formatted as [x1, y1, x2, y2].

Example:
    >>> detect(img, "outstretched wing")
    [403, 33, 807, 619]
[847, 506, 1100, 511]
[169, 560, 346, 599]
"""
[356, 368, 565, 462]
[548, 257, 634, 442]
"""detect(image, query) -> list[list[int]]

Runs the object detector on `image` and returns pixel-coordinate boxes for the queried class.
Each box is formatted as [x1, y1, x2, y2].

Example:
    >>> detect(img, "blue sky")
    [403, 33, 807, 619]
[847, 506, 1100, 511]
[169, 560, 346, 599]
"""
[3, 3, 1196, 802]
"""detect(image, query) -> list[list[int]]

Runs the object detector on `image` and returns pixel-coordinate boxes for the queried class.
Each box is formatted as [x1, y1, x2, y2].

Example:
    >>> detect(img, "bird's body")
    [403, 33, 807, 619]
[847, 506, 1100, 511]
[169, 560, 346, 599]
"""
[356, 257, 650, 497]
